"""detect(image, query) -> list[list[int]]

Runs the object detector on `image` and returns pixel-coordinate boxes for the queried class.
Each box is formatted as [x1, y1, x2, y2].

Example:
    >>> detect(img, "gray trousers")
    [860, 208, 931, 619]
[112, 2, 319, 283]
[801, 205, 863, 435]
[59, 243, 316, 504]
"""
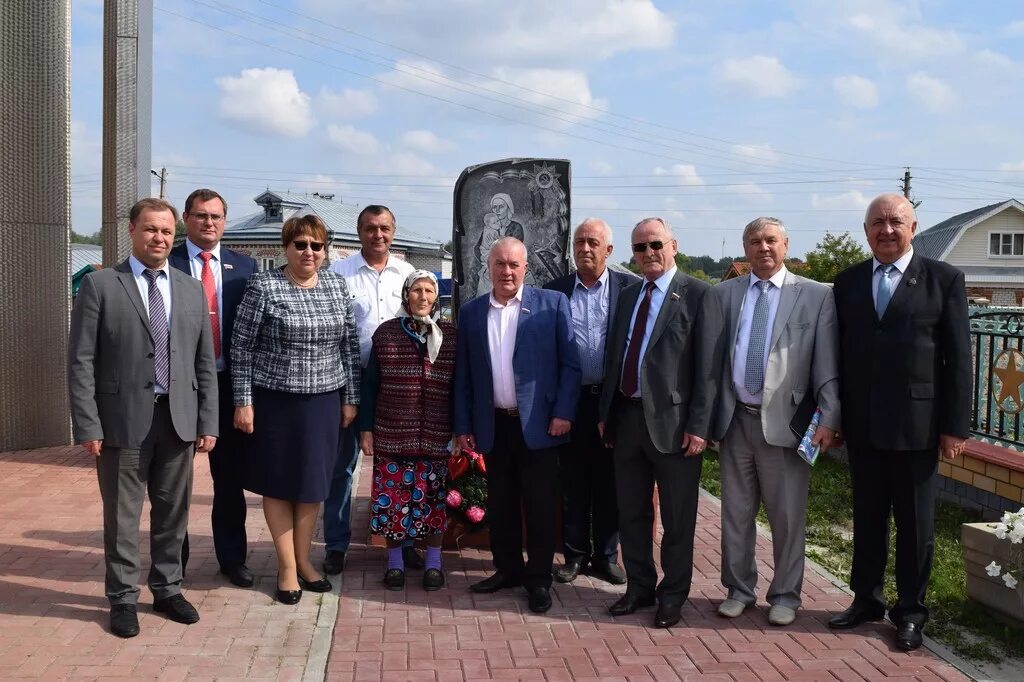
[719, 406, 810, 609]
[96, 399, 194, 605]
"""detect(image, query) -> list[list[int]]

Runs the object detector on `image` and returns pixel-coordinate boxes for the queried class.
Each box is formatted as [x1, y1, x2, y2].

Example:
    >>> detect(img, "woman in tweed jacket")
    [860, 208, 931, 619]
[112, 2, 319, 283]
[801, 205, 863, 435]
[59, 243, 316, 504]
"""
[231, 214, 360, 604]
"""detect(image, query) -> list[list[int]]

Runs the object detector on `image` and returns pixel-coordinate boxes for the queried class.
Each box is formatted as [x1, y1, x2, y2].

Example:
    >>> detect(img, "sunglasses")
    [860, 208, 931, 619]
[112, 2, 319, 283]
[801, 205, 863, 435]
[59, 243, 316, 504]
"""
[292, 240, 325, 252]
[632, 240, 666, 253]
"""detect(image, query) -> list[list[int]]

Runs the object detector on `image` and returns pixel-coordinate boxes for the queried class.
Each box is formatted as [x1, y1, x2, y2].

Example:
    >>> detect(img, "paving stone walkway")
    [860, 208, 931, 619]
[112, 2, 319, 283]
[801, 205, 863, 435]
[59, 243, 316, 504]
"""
[0, 445, 974, 680]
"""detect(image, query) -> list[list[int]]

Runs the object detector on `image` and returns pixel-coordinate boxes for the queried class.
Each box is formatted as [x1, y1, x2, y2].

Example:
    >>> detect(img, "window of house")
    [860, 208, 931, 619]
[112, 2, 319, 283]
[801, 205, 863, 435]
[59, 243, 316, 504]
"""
[989, 232, 1024, 256]
[260, 257, 277, 271]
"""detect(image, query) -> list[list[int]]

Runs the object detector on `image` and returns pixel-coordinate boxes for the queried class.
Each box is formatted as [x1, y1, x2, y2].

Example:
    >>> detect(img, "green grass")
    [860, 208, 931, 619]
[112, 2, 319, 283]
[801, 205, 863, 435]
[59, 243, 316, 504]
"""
[700, 449, 1024, 663]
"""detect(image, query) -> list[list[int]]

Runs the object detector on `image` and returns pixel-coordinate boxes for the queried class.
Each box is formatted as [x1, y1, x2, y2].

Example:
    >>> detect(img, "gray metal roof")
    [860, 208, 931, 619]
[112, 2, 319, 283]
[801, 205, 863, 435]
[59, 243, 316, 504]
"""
[224, 190, 445, 253]
[913, 199, 1023, 259]
[70, 244, 102, 274]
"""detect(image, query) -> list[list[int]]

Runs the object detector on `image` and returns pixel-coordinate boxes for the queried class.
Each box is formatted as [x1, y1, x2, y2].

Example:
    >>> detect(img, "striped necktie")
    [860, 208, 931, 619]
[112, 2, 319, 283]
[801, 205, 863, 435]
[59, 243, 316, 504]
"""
[143, 269, 171, 389]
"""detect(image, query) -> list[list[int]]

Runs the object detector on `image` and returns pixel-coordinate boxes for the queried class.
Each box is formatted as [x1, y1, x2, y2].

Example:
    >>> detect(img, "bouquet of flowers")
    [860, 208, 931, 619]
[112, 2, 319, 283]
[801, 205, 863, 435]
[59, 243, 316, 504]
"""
[984, 507, 1024, 590]
[446, 448, 488, 531]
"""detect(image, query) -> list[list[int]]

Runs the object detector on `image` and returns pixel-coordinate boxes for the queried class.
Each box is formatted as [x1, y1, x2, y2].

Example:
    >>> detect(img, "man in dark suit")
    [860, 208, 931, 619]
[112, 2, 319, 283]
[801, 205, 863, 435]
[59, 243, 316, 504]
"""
[170, 188, 257, 588]
[829, 193, 971, 651]
[68, 198, 219, 638]
[545, 218, 636, 585]
[598, 217, 722, 629]
[454, 237, 581, 614]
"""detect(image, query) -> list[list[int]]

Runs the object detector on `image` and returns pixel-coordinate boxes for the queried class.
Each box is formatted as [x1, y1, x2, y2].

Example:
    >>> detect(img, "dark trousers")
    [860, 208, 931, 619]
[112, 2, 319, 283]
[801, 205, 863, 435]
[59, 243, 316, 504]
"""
[96, 398, 193, 605]
[848, 444, 938, 626]
[560, 389, 619, 565]
[182, 371, 248, 571]
[613, 400, 702, 605]
[486, 411, 559, 589]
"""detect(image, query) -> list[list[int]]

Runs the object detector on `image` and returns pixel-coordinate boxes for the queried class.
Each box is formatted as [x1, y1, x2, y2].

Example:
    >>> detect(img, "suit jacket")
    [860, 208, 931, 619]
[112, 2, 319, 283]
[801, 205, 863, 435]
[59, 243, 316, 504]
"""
[543, 268, 638, 347]
[598, 270, 722, 454]
[453, 286, 581, 453]
[710, 271, 840, 447]
[168, 242, 257, 377]
[68, 260, 219, 448]
[833, 255, 971, 451]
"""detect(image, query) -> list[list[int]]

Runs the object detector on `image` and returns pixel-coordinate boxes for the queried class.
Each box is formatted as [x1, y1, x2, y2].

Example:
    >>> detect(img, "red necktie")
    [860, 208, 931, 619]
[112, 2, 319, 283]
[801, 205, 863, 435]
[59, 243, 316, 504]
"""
[199, 252, 221, 359]
[620, 281, 655, 397]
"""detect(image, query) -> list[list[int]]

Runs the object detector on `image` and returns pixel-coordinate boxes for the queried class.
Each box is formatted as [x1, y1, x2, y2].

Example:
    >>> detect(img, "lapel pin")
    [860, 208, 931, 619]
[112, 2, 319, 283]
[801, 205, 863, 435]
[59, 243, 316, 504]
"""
[670, 292, 680, 300]
[224, 263, 234, 270]
[907, 277, 917, 286]
[521, 307, 531, 314]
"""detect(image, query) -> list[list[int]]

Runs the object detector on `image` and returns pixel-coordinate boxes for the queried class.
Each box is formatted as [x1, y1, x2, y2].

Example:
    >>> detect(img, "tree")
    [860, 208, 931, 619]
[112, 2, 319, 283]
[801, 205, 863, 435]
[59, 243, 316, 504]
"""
[803, 232, 868, 283]
[71, 230, 102, 245]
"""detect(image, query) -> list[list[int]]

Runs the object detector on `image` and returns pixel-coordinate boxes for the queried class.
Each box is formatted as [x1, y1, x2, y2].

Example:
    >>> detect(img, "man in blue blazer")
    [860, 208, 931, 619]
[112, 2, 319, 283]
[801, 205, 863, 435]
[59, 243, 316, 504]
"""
[170, 189, 258, 588]
[544, 218, 637, 586]
[454, 237, 581, 613]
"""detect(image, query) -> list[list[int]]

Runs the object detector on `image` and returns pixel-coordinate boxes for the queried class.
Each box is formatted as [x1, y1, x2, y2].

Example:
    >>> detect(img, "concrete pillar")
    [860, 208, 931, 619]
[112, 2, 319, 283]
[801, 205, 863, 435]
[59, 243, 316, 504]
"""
[102, 0, 153, 266]
[0, 1, 73, 449]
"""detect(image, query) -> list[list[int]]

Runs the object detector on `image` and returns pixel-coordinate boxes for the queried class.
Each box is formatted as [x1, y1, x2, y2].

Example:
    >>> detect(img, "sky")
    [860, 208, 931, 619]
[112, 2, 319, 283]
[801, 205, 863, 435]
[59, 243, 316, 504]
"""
[70, 0, 1024, 260]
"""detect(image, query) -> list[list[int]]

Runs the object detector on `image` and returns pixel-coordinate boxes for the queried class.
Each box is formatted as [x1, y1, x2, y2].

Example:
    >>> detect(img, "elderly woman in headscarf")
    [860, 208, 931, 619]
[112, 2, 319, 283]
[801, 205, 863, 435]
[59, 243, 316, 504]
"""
[358, 270, 457, 591]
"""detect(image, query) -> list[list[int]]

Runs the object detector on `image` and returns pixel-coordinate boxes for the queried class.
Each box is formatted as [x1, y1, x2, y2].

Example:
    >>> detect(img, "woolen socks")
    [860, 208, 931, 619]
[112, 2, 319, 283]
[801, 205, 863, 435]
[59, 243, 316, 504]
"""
[425, 546, 442, 571]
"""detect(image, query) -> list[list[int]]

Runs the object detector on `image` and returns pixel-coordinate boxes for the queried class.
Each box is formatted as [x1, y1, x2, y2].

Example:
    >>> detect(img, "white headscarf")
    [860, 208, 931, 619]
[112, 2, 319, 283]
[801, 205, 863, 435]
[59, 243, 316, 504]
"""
[397, 270, 443, 363]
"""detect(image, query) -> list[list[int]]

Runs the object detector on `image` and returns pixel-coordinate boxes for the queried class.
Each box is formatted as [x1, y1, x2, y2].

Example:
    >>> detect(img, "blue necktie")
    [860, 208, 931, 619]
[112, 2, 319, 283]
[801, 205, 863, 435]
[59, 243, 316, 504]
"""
[876, 264, 895, 317]
[144, 269, 171, 389]
[744, 280, 772, 395]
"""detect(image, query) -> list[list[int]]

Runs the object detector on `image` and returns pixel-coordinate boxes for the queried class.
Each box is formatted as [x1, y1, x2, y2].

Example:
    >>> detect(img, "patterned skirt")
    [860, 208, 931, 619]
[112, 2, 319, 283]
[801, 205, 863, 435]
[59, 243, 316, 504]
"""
[369, 456, 449, 540]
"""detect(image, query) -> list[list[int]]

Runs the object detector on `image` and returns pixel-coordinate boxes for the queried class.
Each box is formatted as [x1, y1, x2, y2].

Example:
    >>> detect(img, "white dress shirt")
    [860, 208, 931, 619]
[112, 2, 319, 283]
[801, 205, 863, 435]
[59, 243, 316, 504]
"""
[872, 248, 914, 308]
[330, 251, 415, 366]
[488, 286, 523, 409]
[128, 255, 172, 393]
[184, 238, 225, 371]
[622, 265, 677, 398]
[732, 267, 788, 405]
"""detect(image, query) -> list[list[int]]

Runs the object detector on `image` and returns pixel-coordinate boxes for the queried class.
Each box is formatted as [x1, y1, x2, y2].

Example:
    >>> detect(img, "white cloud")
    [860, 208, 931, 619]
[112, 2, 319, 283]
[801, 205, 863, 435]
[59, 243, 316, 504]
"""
[811, 190, 871, 211]
[975, 49, 1016, 69]
[653, 164, 704, 186]
[400, 130, 456, 154]
[847, 13, 964, 59]
[316, 87, 377, 120]
[999, 161, 1024, 172]
[589, 160, 614, 175]
[489, 67, 608, 126]
[216, 68, 314, 137]
[326, 124, 380, 155]
[1005, 20, 1024, 36]
[833, 75, 879, 109]
[726, 183, 772, 200]
[714, 56, 801, 98]
[906, 72, 954, 113]
[731, 144, 780, 165]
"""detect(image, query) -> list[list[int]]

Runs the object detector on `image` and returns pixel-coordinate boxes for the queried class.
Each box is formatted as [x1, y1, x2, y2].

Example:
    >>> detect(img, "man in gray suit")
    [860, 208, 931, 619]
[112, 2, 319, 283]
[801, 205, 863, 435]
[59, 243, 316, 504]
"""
[68, 198, 219, 638]
[710, 217, 839, 626]
[598, 217, 722, 629]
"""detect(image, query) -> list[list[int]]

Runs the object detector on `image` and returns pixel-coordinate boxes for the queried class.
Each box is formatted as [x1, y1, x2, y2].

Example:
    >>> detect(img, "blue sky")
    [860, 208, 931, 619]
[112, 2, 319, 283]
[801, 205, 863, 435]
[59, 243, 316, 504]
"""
[71, 0, 1024, 259]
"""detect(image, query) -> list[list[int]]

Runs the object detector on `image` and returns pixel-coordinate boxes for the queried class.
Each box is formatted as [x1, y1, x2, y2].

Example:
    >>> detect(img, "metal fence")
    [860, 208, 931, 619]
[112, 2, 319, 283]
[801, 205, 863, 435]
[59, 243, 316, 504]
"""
[970, 307, 1024, 450]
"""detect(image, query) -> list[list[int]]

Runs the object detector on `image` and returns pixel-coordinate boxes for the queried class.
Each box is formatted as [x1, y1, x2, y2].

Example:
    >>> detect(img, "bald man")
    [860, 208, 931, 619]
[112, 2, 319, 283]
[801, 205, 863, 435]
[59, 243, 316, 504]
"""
[828, 194, 971, 651]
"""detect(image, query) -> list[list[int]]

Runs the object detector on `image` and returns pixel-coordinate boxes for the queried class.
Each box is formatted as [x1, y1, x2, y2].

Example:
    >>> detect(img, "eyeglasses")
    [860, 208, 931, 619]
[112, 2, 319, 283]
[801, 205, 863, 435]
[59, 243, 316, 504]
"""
[632, 240, 666, 253]
[189, 212, 225, 223]
[292, 240, 325, 252]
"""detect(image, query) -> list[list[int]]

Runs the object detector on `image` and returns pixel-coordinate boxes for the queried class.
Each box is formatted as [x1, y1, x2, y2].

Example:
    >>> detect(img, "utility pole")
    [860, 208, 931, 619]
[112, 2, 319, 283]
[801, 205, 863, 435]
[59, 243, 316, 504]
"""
[900, 167, 922, 208]
[151, 166, 167, 199]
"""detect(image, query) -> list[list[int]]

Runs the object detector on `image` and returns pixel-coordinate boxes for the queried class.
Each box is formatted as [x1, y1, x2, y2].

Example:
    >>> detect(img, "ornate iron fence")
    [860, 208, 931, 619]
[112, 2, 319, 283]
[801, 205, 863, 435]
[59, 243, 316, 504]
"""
[970, 307, 1024, 449]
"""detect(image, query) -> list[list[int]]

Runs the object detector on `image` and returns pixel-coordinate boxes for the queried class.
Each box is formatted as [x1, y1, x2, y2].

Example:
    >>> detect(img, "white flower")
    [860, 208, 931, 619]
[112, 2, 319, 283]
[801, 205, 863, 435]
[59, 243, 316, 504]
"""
[1009, 526, 1024, 544]
[986, 561, 1003, 577]
[1002, 573, 1018, 589]
[994, 523, 1009, 539]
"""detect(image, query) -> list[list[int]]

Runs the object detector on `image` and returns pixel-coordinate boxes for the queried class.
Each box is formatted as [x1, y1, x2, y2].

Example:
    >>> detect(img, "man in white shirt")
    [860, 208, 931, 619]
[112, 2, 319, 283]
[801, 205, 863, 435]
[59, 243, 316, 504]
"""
[324, 205, 416, 575]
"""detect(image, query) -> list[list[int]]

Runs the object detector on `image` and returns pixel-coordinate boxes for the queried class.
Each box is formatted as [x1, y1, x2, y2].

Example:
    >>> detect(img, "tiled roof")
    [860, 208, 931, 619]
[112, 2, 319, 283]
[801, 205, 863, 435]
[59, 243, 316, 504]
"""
[913, 199, 1022, 259]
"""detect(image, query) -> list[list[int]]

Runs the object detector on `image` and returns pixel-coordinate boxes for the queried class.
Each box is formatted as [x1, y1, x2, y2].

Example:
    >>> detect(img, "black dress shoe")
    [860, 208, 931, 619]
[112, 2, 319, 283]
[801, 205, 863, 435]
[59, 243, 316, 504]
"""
[588, 560, 627, 585]
[469, 572, 523, 593]
[276, 588, 302, 604]
[654, 602, 681, 629]
[110, 603, 140, 638]
[153, 594, 200, 624]
[323, 550, 346, 576]
[527, 586, 552, 613]
[384, 568, 406, 591]
[608, 592, 656, 616]
[402, 545, 425, 570]
[895, 622, 924, 651]
[554, 558, 585, 583]
[220, 564, 255, 588]
[423, 568, 445, 591]
[828, 602, 885, 629]
[298, 573, 333, 593]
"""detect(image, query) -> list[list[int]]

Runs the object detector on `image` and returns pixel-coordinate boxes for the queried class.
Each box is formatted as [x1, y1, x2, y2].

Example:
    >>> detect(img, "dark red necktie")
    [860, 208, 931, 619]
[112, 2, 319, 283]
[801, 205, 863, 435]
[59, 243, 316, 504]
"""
[620, 281, 655, 397]
[199, 252, 221, 359]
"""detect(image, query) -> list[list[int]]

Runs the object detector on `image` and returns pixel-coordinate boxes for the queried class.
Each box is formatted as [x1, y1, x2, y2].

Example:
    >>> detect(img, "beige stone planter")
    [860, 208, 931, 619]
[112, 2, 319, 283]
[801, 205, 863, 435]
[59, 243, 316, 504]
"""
[962, 522, 1024, 626]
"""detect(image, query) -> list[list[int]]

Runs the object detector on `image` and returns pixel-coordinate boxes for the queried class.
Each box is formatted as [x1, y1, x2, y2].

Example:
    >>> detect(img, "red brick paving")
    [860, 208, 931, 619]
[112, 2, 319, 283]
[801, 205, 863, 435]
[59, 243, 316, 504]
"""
[328, 453, 971, 682]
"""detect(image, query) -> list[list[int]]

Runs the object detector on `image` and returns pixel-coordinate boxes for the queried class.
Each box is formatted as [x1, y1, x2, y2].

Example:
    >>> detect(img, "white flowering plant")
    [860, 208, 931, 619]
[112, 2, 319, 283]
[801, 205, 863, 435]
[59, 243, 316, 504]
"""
[984, 507, 1024, 591]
